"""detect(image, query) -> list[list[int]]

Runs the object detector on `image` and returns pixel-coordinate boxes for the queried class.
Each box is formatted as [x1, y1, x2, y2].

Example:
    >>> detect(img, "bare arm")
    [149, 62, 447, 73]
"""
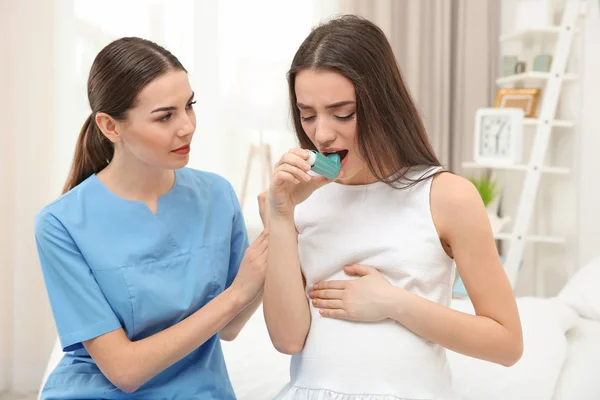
[263, 214, 311, 354]
[386, 173, 523, 366]
[84, 287, 246, 393]
[263, 149, 331, 354]
[220, 291, 263, 341]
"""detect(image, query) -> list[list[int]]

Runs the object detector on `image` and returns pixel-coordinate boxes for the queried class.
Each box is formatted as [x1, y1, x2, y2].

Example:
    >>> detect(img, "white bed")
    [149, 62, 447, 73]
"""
[220, 301, 600, 400]
[221, 256, 600, 400]
[446, 298, 600, 400]
[39, 257, 600, 399]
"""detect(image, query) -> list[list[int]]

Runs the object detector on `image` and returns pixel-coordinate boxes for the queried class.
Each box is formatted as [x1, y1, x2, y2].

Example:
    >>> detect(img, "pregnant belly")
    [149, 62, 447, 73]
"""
[289, 308, 453, 398]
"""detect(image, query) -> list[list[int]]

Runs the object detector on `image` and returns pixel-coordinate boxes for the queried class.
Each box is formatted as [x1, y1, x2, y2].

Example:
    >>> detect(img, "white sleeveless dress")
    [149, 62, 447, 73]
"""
[274, 166, 457, 400]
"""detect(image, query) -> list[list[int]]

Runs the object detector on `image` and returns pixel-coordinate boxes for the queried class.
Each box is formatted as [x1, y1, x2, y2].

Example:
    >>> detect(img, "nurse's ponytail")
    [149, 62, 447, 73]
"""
[62, 37, 187, 194]
[62, 114, 114, 193]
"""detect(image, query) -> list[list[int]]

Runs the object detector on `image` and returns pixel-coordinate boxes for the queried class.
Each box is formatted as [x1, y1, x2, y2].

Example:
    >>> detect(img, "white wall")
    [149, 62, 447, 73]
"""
[0, 3, 14, 392]
[578, 0, 600, 269]
[0, 0, 62, 392]
[499, 0, 600, 296]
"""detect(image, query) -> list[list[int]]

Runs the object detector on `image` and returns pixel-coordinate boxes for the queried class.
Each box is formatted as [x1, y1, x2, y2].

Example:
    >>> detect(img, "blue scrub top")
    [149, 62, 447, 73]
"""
[34, 167, 249, 399]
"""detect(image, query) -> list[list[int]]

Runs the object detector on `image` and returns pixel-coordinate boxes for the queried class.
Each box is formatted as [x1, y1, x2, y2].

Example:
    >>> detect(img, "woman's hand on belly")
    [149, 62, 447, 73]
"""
[308, 264, 396, 322]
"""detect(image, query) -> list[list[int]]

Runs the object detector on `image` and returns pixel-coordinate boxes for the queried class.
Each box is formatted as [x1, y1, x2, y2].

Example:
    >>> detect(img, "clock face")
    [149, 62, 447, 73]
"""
[473, 107, 523, 166]
[479, 115, 512, 158]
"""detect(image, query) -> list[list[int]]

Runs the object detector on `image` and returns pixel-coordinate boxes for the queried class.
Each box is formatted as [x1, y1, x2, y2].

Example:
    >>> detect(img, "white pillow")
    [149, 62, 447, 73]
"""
[447, 297, 578, 400]
[552, 318, 600, 400]
[558, 256, 600, 320]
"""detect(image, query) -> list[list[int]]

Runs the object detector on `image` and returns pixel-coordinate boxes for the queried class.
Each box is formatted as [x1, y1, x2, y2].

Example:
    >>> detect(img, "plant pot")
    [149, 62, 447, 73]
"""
[487, 210, 510, 234]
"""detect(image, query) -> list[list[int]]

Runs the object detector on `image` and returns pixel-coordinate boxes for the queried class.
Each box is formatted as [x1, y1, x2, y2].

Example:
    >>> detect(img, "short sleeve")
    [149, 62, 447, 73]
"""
[34, 212, 122, 352]
[225, 184, 249, 289]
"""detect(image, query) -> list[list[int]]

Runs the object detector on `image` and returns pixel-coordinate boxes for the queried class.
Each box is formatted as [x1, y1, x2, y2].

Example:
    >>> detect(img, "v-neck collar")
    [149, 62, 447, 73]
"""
[90, 169, 180, 217]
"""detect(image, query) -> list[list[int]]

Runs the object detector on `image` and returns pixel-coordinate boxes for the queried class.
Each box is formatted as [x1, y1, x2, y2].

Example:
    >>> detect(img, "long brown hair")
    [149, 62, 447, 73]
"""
[63, 37, 186, 193]
[287, 15, 442, 187]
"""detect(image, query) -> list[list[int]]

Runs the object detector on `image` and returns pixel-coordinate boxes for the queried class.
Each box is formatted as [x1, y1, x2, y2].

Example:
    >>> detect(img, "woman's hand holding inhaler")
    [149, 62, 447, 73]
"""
[269, 148, 339, 217]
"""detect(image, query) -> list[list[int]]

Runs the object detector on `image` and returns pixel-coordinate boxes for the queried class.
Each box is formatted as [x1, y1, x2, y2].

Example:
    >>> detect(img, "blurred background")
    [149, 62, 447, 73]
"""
[1, 0, 599, 398]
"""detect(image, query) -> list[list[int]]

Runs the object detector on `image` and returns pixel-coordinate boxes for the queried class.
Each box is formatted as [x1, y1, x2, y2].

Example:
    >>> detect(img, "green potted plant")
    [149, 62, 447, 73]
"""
[468, 175, 497, 208]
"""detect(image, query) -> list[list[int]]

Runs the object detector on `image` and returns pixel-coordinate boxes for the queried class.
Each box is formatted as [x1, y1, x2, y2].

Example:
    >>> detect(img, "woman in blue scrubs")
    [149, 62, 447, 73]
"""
[34, 37, 267, 399]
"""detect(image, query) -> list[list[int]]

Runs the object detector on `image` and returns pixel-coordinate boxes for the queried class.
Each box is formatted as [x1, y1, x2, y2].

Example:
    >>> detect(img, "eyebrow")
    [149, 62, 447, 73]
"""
[151, 92, 195, 113]
[296, 101, 355, 110]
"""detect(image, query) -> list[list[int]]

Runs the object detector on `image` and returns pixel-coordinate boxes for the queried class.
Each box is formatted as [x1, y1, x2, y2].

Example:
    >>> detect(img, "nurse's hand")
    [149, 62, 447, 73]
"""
[270, 148, 331, 218]
[258, 190, 269, 232]
[231, 231, 268, 304]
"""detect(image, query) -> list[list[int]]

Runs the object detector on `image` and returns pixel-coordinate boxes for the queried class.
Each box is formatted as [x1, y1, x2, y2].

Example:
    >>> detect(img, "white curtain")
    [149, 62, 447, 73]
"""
[0, 0, 338, 393]
[1, 0, 62, 392]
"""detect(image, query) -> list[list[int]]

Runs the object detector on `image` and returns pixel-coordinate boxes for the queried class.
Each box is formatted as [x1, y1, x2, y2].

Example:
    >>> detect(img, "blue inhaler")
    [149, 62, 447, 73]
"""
[307, 150, 341, 180]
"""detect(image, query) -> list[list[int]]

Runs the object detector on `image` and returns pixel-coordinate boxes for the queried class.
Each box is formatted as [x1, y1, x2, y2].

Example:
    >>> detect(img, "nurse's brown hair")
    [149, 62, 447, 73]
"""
[63, 37, 186, 193]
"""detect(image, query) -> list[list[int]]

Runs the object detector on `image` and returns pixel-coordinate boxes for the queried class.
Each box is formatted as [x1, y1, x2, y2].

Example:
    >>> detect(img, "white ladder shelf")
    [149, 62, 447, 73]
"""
[462, 0, 584, 289]
[504, 0, 582, 288]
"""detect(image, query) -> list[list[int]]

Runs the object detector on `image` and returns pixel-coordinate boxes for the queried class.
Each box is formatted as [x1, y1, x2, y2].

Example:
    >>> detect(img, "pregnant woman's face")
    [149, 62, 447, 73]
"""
[295, 69, 374, 186]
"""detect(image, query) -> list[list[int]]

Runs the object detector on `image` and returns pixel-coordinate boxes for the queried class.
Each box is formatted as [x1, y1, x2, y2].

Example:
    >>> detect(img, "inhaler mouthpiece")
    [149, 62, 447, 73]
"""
[307, 150, 341, 180]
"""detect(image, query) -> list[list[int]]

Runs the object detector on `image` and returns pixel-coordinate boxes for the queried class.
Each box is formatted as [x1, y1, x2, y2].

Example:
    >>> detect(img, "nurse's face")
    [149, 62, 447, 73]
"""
[113, 69, 197, 170]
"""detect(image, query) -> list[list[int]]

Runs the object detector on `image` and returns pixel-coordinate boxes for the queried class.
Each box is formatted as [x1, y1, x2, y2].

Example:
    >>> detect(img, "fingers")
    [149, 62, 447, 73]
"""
[257, 191, 269, 228]
[318, 309, 348, 319]
[313, 280, 348, 290]
[274, 163, 312, 184]
[258, 193, 269, 208]
[311, 298, 344, 309]
[255, 246, 268, 266]
[287, 148, 311, 161]
[308, 289, 343, 300]
[275, 150, 311, 170]
[253, 231, 269, 251]
[272, 148, 338, 190]
[272, 169, 302, 186]
[257, 229, 269, 240]
[245, 232, 268, 260]
[257, 190, 269, 204]
[344, 264, 373, 276]
[257, 237, 268, 256]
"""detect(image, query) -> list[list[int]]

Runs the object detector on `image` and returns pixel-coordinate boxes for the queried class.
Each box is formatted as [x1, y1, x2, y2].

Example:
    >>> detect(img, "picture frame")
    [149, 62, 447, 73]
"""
[514, 61, 527, 74]
[494, 88, 542, 118]
[533, 53, 553, 72]
[502, 56, 518, 77]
